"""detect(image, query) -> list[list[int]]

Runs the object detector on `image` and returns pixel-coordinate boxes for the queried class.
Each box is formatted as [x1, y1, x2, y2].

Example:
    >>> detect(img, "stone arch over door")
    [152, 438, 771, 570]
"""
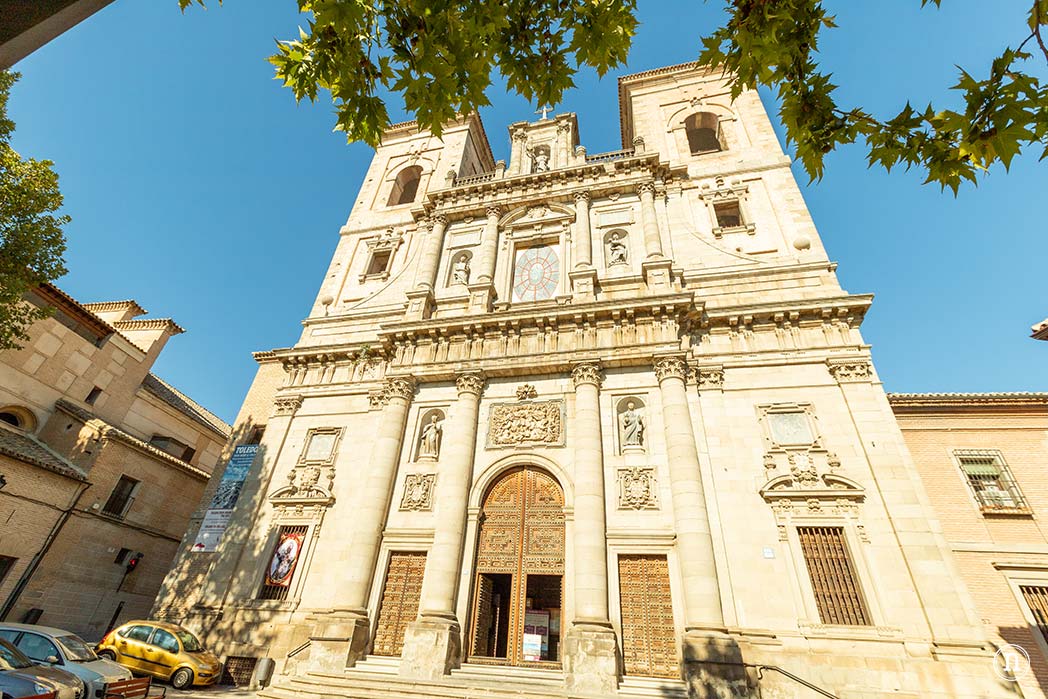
[468, 465, 566, 667]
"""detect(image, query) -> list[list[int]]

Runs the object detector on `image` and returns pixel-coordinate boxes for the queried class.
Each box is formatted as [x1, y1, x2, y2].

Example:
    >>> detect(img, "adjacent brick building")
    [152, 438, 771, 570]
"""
[0, 283, 229, 639]
[891, 392, 1048, 697]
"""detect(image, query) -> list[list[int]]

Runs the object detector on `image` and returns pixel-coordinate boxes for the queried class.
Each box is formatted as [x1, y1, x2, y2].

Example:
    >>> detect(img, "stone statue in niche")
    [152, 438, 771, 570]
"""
[607, 233, 629, 266]
[528, 147, 550, 173]
[452, 253, 471, 285]
[418, 413, 442, 459]
[619, 401, 645, 449]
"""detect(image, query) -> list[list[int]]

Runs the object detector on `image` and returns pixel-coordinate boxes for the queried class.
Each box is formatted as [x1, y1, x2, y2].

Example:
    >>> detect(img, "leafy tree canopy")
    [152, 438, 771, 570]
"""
[187, 1, 1042, 192]
[0, 70, 69, 350]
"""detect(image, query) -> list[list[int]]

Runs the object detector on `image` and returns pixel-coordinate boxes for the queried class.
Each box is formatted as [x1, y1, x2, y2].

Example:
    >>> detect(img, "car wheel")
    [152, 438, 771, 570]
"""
[170, 668, 193, 690]
[97, 650, 117, 661]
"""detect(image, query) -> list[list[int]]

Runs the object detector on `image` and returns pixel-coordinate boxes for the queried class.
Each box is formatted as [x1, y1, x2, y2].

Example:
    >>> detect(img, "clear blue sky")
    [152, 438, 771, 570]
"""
[8, 1, 1047, 424]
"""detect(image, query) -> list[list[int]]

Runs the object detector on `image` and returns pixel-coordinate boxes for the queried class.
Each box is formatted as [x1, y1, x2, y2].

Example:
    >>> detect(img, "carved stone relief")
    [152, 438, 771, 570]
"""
[400, 473, 435, 511]
[486, 400, 565, 448]
[827, 358, 873, 383]
[618, 467, 659, 510]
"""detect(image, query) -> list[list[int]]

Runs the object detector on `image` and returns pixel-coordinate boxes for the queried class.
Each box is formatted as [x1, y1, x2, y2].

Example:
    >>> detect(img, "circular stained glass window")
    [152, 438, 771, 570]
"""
[512, 245, 560, 302]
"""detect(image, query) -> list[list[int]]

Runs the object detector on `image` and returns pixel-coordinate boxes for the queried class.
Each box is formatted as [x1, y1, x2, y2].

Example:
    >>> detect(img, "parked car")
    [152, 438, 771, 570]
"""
[95, 622, 220, 690]
[0, 639, 84, 699]
[0, 625, 130, 699]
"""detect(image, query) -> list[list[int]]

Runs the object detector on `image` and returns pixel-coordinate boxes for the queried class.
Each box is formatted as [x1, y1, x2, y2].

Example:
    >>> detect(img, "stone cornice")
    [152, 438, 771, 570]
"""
[113, 318, 186, 335]
[888, 392, 1048, 415]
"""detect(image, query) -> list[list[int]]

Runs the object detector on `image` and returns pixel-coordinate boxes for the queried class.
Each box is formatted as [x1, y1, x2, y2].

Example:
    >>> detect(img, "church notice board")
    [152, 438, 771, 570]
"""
[191, 444, 258, 552]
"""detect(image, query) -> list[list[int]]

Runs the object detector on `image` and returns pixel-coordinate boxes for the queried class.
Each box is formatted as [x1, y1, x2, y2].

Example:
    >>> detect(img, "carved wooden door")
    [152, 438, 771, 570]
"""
[618, 554, 679, 678]
[372, 551, 426, 656]
[470, 467, 564, 666]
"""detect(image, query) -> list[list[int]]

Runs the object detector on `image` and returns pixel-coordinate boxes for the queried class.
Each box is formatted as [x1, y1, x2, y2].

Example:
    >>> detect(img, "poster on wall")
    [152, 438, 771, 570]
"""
[190, 444, 258, 552]
[264, 530, 304, 587]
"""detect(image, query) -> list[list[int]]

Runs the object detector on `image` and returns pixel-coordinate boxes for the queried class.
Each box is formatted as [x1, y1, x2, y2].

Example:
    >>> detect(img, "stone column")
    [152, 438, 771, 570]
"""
[638, 182, 664, 259]
[307, 376, 415, 672]
[475, 206, 502, 283]
[573, 191, 592, 268]
[654, 356, 748, 697]
[400, 373, 485, 680]
[564, 362, 618, 695]
[414, 214, 448, 290]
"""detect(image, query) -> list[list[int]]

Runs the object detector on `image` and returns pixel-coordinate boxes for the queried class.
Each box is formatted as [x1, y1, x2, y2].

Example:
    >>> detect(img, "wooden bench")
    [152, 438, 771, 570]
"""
[103, 677, 164, 699]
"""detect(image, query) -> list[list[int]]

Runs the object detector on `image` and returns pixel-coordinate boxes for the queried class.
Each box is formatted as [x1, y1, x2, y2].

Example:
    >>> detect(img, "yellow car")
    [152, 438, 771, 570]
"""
[95, 621, 221, 690]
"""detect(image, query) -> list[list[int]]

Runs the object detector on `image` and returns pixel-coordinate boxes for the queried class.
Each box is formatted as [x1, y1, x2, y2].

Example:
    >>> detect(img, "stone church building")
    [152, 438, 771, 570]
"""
[154, 63, 1025, 698]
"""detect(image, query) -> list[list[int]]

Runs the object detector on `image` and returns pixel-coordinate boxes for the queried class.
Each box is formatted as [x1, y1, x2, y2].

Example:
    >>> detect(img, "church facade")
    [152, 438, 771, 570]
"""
[154, 63, 1025, 698]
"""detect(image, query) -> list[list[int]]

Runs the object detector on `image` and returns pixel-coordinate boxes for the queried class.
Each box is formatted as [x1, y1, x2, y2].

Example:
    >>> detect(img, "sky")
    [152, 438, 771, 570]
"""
[7, 1, 1047, 424]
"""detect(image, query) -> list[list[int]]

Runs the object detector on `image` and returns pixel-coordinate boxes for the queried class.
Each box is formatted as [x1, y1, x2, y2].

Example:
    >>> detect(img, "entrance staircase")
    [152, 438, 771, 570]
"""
[259, 656, 689, 699]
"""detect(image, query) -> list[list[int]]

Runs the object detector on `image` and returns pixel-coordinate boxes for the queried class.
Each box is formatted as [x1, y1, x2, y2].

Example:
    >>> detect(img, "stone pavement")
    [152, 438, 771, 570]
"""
[160, 686, 256, 699]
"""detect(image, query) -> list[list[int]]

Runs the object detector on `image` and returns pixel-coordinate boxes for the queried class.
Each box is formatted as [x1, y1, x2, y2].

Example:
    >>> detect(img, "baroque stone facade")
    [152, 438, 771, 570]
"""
[155, 63, 1025, 698]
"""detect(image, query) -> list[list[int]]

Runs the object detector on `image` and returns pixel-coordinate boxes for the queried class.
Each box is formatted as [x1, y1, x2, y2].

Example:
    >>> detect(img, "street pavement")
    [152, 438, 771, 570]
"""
[157, 686, 256, 699]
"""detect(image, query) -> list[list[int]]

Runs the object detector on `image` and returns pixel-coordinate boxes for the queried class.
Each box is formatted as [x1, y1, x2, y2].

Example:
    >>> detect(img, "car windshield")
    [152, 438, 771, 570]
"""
[55, 635, 97, 662]
[174, 630, 202, 653]
[0, 638, 35, 670]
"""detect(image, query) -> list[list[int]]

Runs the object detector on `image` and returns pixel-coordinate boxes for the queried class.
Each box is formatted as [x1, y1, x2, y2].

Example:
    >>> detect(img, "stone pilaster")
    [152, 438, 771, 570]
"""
[308, 375, 415, 672]
[400, 373, 485, 679]
[639, 182, 672, 289]
[467, 207, 501, 313]
[407, 215, 447, 319]
[564, 362, 619, 695]
[569, 192, 598, 299]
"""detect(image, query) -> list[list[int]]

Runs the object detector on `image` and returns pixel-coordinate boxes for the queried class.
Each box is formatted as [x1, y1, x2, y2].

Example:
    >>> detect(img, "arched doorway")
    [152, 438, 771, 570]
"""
[469, 466, 564, 667]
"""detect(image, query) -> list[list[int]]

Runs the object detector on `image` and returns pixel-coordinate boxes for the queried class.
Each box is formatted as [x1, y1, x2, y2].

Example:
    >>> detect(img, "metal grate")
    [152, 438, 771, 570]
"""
[372, 551, 427, 656]
[220, 656, 257, 687]
[1021, 585, 1048, 642]
[257, 525, 308, 601]
[798, 526, 870, 626]
[955, 450, 1029, 513]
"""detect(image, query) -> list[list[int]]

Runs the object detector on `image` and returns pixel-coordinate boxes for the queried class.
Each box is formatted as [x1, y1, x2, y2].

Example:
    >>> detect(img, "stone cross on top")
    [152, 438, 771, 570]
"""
[536, 105, 554, 120]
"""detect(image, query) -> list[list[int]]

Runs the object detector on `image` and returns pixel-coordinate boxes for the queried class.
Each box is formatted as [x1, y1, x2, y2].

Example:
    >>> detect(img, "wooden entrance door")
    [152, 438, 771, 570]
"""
[372, 551, 426, 656]
[469, 466, 564, 666]
[618, 554, 679, 678]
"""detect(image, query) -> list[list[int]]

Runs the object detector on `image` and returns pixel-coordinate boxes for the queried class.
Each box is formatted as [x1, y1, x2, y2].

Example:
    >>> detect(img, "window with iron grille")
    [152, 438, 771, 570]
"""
[101, 475, 139, 518]
[798, 526, 870, 626]
[257, 525, 308, 601]
[955, 450, 1029, 514]
[220, 656, 258, 686]
[1020, 585, 1048, 644]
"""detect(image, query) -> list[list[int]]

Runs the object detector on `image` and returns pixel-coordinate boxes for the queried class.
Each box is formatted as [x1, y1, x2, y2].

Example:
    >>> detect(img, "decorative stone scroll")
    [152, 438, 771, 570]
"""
[400, 473, 435, 511]
[617, 467, 659, 510]
[827, 358, 873, 383]
[486, 399, 565, 448]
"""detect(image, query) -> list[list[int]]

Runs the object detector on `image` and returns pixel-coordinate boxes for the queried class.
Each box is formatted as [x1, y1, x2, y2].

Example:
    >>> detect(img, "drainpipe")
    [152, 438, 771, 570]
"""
[0, 480, 91, 620]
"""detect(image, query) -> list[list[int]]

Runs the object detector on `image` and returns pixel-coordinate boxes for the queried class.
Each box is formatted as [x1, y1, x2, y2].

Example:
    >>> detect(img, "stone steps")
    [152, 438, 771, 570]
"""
[261, 663, 690, 699]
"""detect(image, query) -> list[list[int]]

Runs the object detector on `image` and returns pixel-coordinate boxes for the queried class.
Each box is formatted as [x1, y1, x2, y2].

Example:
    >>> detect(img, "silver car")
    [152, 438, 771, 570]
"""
[0, 626, 126, 699]
[0, 638, 84, 699]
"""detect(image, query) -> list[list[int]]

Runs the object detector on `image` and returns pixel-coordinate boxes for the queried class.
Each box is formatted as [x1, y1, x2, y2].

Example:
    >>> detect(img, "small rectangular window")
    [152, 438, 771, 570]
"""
[956, 450, 1029, 513]
[798, 526, 870, 626]
[714, 201, 743, 228]
[114, 548, 131, 564]
[245, 426, 265, 445]
[102, 476, 140, 518]
[0, 555, 16, 584]
[367, 250, 392, 276]
[85, 386, 102, 405]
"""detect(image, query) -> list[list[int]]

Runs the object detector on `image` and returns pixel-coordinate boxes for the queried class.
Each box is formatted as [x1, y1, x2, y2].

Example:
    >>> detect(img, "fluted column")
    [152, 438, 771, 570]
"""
[401, 373, 485, 679]
[414, 214, 448, 290]
[638, 182, 664, 259]
[573, 192, 593, 269]
[308, 375, 415, 672]
[654, 356, 723, 628]
[475, 206, 502, 283]
[564, 362, 618, 695]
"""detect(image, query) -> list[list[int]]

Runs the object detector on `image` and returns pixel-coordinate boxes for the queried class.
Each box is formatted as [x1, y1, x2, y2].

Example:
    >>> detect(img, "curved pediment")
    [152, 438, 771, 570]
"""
[269, 483, 335, 507]
[759, 472, 865, 502]
[500, 202, 575, 229]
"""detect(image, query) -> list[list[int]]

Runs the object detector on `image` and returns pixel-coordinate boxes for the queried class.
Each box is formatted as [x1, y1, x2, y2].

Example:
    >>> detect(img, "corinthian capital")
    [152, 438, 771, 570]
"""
[456, 372, 486, 396]
[573, 190, 591, 205]
[485, 205, 502, 219]
[653, 356, 688, 383]
[430, 213, 448, 227]
[273, 395, 303, 417]
[637, 181, 656, 197]
[571, 362, 603, 388]
[383, 376, 417, 402]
